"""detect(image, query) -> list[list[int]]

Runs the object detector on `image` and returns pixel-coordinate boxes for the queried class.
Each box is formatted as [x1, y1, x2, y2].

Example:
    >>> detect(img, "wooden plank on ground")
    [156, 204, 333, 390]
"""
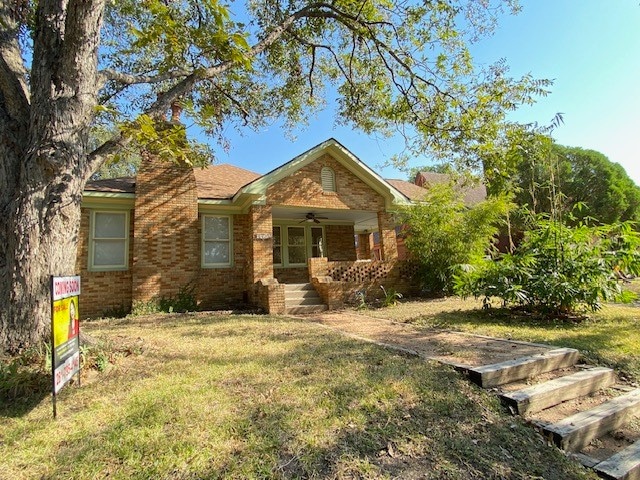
[543, 389, 640, 452]
[466, 348, 580, 388]
[501, 367, 616, 415]
[594, 439, 640, 480]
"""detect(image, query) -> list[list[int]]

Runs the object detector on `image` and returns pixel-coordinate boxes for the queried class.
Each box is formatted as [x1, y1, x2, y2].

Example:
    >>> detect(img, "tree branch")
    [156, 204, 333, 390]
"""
[0, 0, 30, 124]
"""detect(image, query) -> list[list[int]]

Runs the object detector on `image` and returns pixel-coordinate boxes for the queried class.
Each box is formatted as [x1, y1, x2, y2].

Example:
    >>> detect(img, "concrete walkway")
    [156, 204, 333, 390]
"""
[304, 311, 555, 369]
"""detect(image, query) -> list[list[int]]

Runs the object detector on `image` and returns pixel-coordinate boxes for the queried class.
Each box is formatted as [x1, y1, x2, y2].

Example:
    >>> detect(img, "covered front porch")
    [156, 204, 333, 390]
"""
[250, 204, 417, 314]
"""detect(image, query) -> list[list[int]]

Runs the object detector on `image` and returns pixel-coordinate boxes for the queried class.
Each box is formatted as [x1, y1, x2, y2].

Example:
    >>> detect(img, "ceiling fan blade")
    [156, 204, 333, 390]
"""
[314, 218, 320, 223]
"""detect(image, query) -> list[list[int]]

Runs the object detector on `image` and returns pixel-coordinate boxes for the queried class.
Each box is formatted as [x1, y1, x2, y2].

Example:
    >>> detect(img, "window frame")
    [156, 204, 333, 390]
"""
[272, 225, 283, 267]
[88, 210, 130, 272]
[201, 214, 233, 268]
[272, 223, 326, 268]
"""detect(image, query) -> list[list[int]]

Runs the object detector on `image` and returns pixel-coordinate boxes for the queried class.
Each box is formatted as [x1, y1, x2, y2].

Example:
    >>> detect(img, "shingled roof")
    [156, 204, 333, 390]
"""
[385, 179, 428, 201]
[84, 164, 262, 199]
[415, 171, 487, 206]
[193, 164, 261, 199]
[85, 177, 136, 193]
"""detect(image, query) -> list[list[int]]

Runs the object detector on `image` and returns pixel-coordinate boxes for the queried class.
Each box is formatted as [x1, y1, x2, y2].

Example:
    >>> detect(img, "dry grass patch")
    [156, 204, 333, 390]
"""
[358, 296, 640, 382]
[1, 313, 593, 479]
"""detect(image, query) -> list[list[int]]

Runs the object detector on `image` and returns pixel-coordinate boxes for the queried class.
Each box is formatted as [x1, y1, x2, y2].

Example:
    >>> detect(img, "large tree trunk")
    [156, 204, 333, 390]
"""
[0, 0, 105, 353]
[1, 162, 85, 352]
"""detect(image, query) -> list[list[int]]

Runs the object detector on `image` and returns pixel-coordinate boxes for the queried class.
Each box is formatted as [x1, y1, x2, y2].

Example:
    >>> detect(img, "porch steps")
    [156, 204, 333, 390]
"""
[284, 283, 327, 315]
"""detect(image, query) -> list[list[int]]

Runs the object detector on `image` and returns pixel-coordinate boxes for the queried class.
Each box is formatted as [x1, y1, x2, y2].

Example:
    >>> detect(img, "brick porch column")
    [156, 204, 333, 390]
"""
[246, 204, 274, 302]
[377, 211, 398, 262]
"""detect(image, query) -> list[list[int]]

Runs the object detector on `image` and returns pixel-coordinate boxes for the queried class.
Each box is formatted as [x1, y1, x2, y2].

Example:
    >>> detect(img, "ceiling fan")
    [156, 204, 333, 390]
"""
[300, 212, 329, 224]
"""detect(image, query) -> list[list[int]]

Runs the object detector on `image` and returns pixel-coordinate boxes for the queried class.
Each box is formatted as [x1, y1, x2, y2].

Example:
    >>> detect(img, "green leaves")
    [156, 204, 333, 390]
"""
[455, 217, 640, 316]
[97, 0, 549, 168]
[401, 181, 512, 294]
[120, 115, 212, 167]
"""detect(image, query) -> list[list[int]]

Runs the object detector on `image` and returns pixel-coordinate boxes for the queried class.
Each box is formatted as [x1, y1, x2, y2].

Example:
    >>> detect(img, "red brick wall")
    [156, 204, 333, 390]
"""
[196, 213, 249, 309]
[326, 225, 357, 261]
[266, 154, 386, 211]
[132, 152, 200, 303]
[75, 208, 134, 318]
[246, 205, 274, 302]
[274, 267, 308, 284]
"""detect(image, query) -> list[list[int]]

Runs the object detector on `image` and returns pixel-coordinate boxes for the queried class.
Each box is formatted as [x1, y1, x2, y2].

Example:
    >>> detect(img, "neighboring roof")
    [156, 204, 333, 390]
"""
[85, 177, 136, 193]
[385, 179, 428, 201]
[194, 163, 261, 199]
[415, 171, 450, 187]
[416, 171, 487, 206]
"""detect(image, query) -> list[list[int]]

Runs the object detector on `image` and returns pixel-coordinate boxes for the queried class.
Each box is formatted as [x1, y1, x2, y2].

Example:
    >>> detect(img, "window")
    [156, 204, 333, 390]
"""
[287, 226, 306, 265]
[90, 211, 129, 270]
[272, 226, 282, 265]
[273, 225, 325, 267]
[311, 227, 324, 258]
[321, 167, 336, 192]
[202, 215, 232, 267]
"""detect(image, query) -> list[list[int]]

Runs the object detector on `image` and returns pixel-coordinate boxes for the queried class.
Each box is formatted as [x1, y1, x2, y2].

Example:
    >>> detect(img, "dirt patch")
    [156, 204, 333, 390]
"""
[305, 311, 554, 368]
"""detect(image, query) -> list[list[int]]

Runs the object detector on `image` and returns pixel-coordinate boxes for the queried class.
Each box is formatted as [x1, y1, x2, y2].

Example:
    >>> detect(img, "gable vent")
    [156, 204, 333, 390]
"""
[321, 167, 336, 192]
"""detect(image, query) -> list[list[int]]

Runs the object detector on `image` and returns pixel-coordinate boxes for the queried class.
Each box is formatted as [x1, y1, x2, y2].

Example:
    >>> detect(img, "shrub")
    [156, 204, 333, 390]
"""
[454, 218, 640, 315]
[401, 182, 512, 294]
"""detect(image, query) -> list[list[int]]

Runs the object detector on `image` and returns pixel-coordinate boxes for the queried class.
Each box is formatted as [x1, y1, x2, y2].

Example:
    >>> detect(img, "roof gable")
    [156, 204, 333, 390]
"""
[236, 138, 410, 208]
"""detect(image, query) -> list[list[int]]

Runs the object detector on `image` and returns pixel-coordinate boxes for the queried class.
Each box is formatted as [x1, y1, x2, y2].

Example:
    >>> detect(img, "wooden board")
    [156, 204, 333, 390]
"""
[543, 389, 640, 452]
[501, 367, 616, 415]
[594, 439, 640, 480]
[466, 348, 580, 388]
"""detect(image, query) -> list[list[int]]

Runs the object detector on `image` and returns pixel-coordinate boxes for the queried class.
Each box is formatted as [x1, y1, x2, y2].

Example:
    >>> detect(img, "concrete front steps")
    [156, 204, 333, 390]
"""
[463, 348, 640, 479]
[284, 283, 328, 315]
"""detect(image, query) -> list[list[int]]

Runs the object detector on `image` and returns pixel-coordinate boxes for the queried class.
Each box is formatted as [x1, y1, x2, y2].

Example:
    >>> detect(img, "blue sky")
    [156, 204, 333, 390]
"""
[206, 1, 640, 184]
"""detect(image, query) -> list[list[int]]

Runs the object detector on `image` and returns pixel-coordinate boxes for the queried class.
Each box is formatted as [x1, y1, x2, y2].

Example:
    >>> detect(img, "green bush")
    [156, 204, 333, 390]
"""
[454, 218, 640, 315]
[131, 283, 198, 315]
[401, 182, 512, 294]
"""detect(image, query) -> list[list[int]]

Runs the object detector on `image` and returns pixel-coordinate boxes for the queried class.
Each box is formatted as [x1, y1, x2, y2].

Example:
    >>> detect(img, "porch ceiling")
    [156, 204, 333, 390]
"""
[271, 206, 380, 233]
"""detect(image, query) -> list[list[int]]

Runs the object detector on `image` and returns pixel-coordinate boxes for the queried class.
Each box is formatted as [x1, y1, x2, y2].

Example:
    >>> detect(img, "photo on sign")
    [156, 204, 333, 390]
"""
[53, 296, 79, 348]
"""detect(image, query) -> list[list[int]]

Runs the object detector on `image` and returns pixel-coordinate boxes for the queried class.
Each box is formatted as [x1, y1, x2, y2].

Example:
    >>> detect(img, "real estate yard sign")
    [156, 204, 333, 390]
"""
[51, 275, 81, 417]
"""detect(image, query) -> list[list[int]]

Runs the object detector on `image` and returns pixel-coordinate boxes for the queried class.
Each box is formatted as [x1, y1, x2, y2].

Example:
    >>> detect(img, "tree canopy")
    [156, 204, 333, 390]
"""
[484, 132, 640, 225]
[0, 0, 549, 351]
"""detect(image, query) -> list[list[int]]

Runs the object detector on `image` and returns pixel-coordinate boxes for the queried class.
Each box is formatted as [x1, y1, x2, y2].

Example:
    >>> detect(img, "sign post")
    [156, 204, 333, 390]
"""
[51, 275, 81, 418]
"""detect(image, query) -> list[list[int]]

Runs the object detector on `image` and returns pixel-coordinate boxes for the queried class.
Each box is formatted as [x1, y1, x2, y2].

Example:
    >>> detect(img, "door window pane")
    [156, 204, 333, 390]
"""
[287, 227, 306, 264]
[273, 226, 282, 265]
[311, 227, 324, 258]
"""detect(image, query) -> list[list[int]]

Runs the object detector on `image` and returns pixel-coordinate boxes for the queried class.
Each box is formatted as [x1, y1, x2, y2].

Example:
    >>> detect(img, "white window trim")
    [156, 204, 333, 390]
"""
[201, 214, 233, 268]
[273, 223, 325, 268]
[88, 210, 130, 272]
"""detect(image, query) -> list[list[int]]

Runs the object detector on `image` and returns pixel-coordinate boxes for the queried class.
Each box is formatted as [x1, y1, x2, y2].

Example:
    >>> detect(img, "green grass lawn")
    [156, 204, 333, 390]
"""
[1, 313, 593, 479]
[360, 295, 640, 382]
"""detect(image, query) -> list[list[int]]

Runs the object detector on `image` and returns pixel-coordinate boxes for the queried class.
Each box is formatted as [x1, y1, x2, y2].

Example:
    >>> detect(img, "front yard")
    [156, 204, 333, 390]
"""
[1, 312, 592, 479]
[357, 296, 640, 382]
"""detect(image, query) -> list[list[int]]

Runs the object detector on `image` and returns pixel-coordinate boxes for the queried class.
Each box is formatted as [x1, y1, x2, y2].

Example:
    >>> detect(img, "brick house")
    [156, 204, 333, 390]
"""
[77, 138, 422, 317]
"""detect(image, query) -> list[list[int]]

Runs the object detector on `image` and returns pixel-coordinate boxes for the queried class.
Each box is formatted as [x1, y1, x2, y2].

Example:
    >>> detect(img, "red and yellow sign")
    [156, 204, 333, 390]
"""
[51, 276, 81, 395]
